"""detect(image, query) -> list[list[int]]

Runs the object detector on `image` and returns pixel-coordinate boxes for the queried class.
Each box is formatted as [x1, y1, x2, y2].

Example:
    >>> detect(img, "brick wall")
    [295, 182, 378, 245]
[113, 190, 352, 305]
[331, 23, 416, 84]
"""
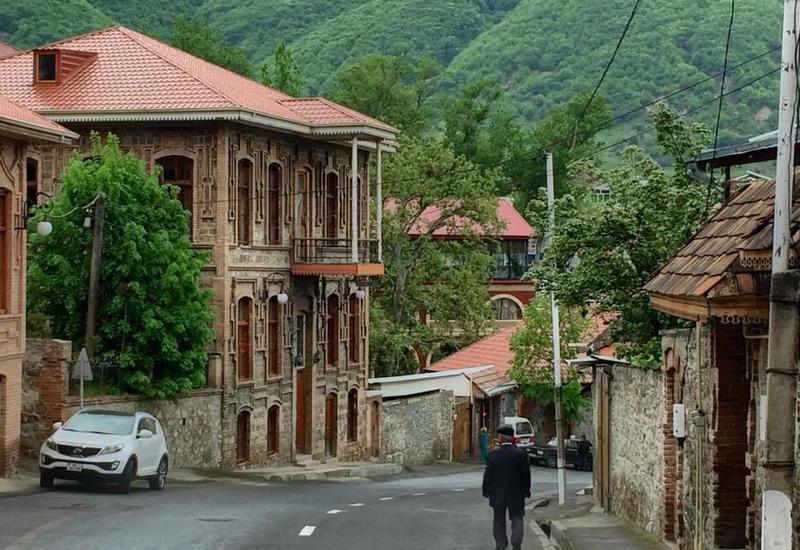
[20, 339, 70, 457]
[607, 364, 665, 535]
[381, 390, 453, 466]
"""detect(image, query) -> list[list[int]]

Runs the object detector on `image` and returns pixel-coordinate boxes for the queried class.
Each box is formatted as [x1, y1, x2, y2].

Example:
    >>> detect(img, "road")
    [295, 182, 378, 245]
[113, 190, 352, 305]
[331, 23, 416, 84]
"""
[0, 464, 591, 549]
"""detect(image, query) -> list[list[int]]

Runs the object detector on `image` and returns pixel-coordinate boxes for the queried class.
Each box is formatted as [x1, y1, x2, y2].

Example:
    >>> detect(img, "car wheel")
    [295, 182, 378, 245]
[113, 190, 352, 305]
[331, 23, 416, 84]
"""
[149, 457, 168, 491]
[117, 457, 136, 494]
[40, 471, 54, 489]
[546, 454, 557, 469]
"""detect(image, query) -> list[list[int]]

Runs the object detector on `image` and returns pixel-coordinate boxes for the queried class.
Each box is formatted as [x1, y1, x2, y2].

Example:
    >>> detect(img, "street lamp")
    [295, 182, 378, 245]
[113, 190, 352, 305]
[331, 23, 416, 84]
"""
[17, 191, 54, 236]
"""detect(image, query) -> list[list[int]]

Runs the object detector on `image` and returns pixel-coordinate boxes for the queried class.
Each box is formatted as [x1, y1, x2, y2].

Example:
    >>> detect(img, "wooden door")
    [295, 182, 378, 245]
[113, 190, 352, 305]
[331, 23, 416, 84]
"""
[370, 401, 380, 457]
[325, 393, 338, 457]
[453, 402, 472, 461]
[295, 316, 310, 454]
[236, 411, 250, 464]
[597, 371, 611, 510]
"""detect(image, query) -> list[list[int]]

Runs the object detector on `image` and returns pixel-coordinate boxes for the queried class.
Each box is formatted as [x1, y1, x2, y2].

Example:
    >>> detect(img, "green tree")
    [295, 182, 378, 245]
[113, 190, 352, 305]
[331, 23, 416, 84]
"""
[28, 134, 215, 398]
[328, 53, 441, 136]
[529, 105, 712, 364]
[442, 78, 503, 162]
[260, 42, 305, 96]
[371, 137, 501, 376]
[508, 295, 590, 421]
[170, 17, 252, 76]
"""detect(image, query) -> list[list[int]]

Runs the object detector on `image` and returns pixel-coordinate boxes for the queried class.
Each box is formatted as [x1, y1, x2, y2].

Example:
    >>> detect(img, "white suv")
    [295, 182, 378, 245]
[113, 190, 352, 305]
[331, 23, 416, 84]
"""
[39, 409, 169, 493]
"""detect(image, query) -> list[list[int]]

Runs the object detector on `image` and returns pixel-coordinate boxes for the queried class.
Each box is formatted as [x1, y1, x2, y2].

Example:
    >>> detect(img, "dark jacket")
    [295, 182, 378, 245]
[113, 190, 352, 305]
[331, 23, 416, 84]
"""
[482, 443, 531, 511]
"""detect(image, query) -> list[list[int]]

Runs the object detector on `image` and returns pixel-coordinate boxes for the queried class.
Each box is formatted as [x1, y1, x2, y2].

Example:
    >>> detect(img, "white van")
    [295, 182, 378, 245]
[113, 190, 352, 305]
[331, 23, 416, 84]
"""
[501, 416, 535, 449]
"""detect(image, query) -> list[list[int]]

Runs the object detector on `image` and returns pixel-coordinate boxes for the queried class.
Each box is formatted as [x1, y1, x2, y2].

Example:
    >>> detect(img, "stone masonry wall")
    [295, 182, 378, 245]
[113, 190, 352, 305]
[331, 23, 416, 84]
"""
[608, 364, 665, 536]
[381, 390, 453, 466]
[20, 339, 70, 457]
[62, 391, 223, 469]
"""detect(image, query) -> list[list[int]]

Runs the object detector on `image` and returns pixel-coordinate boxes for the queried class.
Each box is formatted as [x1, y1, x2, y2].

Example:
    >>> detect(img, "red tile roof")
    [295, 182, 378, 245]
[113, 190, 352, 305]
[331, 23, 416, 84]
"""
[394, 197, 533, 239]
[427, 323, 521, 378]
[0, 40, 17, 60]
[0, 94, 76, 140]
[0, 27, 396, 136]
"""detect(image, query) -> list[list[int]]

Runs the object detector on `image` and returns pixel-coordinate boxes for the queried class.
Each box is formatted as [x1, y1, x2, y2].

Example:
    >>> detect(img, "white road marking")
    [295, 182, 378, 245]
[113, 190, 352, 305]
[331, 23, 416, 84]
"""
[298, 526, 316, 537]
[378, 497, 394, 501]
[451, 488, 466, 492]
[412, 492, 427, 496]
[327, 509, 343, 515]
[349, 502, 365, 507]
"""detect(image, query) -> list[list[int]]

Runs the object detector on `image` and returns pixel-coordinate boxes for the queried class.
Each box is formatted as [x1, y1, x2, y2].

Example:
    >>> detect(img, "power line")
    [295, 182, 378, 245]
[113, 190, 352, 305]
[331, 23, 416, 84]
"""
[571, 0, 644, 149]
[703, 0, 737, 217]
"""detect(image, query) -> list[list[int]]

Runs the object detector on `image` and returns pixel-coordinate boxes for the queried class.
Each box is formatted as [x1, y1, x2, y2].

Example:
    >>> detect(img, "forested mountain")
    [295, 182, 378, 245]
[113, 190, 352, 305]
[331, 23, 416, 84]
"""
[0, 0, 784, 144]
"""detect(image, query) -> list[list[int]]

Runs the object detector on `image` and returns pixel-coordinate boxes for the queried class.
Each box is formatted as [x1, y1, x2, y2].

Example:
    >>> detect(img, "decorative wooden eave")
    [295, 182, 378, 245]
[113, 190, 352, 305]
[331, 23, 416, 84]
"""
[650, 293, 769, 323]
[738, 248, 800, 272]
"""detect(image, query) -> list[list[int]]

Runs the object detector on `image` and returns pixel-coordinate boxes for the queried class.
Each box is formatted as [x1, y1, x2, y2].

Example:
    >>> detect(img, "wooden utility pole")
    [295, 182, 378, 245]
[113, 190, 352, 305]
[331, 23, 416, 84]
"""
[545, 152, 567, 506]
[761, 2, 799, 547]
[85, 193, 106, 359]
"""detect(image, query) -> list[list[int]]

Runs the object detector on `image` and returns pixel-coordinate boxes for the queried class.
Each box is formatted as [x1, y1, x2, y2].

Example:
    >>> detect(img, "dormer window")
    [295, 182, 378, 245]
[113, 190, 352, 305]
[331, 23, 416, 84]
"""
[36, 52, 58, 82]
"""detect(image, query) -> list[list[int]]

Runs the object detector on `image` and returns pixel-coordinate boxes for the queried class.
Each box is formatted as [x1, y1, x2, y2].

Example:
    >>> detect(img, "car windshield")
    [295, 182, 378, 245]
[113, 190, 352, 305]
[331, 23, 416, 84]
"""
[515, 422, 532, 435]
[62, 412, 135, 435]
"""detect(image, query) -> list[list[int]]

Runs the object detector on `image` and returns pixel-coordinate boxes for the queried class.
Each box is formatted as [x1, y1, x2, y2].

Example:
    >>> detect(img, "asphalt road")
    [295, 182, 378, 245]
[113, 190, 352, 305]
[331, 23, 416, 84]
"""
[0, 464, 591, 550]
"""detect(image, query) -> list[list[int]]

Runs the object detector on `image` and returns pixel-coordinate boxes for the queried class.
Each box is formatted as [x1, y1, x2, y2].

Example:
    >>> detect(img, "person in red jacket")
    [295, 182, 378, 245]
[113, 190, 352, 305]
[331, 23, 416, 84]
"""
[482, 425, 532, 550]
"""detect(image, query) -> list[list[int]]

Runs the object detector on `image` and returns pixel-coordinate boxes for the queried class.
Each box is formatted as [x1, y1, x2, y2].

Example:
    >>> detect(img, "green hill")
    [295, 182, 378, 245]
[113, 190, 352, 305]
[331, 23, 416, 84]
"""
[0, 0, 784, 144]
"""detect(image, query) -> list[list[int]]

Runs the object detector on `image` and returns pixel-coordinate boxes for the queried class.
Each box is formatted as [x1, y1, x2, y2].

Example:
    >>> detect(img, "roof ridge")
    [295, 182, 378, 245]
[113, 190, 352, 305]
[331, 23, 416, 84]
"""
[113, 27, 239, 107]
[10, 25, 121, 55]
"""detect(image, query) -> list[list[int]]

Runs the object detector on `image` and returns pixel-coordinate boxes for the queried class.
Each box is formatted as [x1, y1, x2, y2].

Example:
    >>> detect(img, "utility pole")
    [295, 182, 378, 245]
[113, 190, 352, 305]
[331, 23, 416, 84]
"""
[762, 2, 799, 548]
[546, 152, 567, 506]
[85, 193, 106, 359]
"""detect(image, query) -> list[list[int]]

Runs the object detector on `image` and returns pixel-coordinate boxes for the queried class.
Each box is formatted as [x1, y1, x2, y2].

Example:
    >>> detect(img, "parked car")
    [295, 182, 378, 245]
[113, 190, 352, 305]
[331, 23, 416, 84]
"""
[501, 416, 536, 451]
[39, 409, 169, 493]
[527, 437, 593, 470]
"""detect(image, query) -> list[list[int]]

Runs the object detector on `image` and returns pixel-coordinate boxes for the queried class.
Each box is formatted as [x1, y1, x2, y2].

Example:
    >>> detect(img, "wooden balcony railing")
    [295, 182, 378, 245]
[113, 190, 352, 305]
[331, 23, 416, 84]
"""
[291, 239, 382, 276]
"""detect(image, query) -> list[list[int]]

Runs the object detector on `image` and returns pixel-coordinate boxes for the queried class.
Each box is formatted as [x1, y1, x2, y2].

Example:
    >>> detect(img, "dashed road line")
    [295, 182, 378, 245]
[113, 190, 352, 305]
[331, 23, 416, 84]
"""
[298, 525, 316, 537]
[412, 492, 427, 496]
[327, 509, 343, 515]
[378, 497, 394, 501]
[349, 502, 364, 507]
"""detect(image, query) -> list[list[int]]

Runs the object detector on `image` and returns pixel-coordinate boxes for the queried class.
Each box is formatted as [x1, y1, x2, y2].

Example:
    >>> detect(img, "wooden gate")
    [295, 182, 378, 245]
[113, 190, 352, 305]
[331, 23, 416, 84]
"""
[370, 401, 380, 457]
[596, 370, 611, 510]
[453, 402, 472, 461]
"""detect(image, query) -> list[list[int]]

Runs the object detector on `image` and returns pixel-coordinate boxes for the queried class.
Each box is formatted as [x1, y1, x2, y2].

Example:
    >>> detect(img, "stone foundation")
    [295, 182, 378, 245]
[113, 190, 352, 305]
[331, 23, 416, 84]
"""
[381, 391, 453, 466]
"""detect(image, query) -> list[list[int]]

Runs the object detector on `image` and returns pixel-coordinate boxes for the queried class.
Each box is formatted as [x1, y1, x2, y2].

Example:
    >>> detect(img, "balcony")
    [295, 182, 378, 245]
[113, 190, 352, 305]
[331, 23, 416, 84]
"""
[291, 238, 384, 276]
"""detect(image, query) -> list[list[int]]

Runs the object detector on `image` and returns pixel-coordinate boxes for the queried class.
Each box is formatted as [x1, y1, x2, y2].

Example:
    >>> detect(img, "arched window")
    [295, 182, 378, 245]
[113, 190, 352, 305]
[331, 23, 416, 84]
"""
[325, 173, 338, 239]
[493, 298, 522, 320]
[326, 294, 339, 370]
[238, 159, 253, 245]
[236, 410, 250, 463]
[348, 296, 360, 365]
[156, 156, 194, 239]
[237, 297, 253, 381]
[0, 191, 7, 314]
[347, 388, 358, 442]
[267, 405, 280, 455]
[267, 296, 281, 378]
[268, 164, 282, 245]
[296, 168, 312, 240]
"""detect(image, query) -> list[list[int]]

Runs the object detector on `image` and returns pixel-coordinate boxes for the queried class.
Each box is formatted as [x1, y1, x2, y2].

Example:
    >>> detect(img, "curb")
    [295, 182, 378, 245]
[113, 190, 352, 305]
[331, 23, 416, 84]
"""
[530, 519, 558, 550]
[549, 520, 575, 550]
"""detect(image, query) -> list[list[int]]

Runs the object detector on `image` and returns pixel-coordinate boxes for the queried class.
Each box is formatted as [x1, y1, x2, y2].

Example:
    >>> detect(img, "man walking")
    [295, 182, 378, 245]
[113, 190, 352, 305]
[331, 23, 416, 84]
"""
[577, 434, 592, 471]
[482, 425, 531, 550]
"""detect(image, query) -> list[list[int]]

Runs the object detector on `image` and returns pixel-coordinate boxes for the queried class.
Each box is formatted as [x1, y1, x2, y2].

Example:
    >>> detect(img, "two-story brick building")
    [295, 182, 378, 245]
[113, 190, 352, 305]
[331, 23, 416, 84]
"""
[0, 95, 76, 476]
[0, 27, 397, 467]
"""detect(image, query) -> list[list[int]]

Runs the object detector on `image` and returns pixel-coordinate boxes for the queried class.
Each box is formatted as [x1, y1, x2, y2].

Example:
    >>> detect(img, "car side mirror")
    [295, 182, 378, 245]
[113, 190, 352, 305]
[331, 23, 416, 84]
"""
[137, 429, 154, 439]
[52, 422, 62, 430]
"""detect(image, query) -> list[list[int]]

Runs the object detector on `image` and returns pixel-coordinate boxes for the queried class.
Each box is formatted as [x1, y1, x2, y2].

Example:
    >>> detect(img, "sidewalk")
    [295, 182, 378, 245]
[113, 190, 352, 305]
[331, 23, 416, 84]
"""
[193, 461, 403, 482]
[530, 493, 671, 550]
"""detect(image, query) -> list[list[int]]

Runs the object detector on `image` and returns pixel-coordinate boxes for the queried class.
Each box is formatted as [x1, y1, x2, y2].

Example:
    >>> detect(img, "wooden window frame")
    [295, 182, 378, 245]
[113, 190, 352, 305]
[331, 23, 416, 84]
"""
[34, 51, 59, 83]
[325, 173, 338, 239]
[238, 159, 253, 245]
[237, 297, 253, 382]
[0, 191, 8, 314]
[268, 164, 282, 245]
[347, 389, 358, 442]
[267, 296, 281, 379]
[326, 294, 339, 371]
[348, 297, 360, 366]
[156, 156, 194, 240]
[267, 405, 280, 456]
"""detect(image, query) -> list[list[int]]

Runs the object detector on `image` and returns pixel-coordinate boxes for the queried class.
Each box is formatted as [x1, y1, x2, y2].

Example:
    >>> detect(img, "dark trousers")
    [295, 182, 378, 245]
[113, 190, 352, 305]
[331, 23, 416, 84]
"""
[492, 504, 524, 550]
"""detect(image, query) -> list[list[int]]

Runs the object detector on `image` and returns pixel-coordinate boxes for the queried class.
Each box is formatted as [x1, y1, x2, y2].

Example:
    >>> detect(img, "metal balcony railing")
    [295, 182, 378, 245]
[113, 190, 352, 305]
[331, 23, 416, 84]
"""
[291, 238, 379, 264]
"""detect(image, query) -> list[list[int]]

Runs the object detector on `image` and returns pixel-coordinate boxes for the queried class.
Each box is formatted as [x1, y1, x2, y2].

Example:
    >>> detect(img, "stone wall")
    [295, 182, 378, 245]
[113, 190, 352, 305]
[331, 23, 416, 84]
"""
[607, 363, 665, 536]
[62, 391, 223, 469]
[20, 339, 70, 457]
[381, 390, 453, 466]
